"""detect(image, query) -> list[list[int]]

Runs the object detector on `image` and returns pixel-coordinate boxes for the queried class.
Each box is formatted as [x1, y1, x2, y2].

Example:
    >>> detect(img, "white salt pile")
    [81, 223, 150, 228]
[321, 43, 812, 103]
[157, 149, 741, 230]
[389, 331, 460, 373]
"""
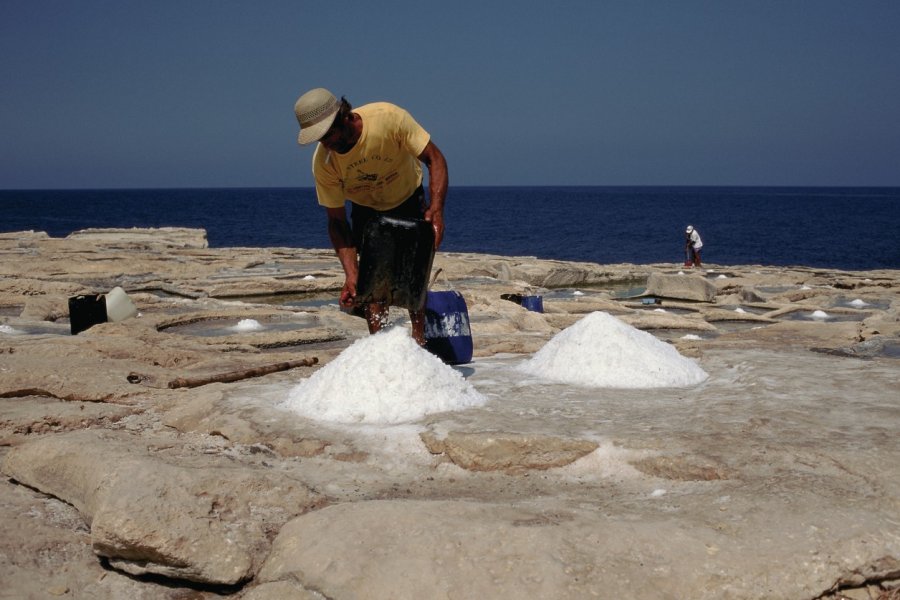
[517, 311, 708, 388]
[734, 307, 747, 313]
[681, 334, 702, 340]
[850, 298, 869, 307]
[233, 318, 264, 332]
[811, 310, 829, 320]
[573, 290, 585, 296]
[0, 324, 23, 335]
[303, 275, 316, 280]
[282, 327, 486, 424]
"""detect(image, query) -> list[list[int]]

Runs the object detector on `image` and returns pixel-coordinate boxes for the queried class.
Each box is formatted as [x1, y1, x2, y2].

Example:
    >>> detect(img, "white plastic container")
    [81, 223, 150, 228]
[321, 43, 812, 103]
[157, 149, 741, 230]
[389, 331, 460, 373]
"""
[104, 286, 138, 322]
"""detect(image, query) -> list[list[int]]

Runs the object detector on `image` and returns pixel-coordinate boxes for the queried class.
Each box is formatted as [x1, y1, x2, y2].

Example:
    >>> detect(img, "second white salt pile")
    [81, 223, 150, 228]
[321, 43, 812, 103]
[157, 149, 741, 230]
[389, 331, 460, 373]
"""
[517, 311, 708, 388]
[282, 326, 486, 424]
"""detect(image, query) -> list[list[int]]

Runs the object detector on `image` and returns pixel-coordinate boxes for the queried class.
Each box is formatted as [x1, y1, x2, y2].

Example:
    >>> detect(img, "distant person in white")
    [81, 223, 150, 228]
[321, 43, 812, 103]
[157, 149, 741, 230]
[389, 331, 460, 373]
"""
[685, 225, 703, 267]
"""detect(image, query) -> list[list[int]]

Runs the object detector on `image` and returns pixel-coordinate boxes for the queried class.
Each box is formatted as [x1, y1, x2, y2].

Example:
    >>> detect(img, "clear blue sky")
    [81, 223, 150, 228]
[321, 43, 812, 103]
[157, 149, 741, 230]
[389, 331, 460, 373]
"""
[2, 1, 898, 189]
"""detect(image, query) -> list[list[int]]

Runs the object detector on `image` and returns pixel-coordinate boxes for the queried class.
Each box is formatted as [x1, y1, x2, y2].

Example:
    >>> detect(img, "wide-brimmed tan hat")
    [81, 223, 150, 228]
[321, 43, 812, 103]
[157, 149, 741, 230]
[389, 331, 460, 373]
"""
[294, 88, 339, 145]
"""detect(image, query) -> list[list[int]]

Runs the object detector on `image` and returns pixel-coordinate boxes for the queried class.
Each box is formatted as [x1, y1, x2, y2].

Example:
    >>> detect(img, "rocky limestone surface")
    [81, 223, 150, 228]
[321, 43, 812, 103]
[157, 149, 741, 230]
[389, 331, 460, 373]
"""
[1, 228, 898, 600]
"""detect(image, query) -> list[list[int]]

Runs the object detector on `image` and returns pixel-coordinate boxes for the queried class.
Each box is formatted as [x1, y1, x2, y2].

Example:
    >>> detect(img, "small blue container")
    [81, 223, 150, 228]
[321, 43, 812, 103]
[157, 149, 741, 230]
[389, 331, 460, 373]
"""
[424, 290, 473, 365]
[520, 295, 544, 313]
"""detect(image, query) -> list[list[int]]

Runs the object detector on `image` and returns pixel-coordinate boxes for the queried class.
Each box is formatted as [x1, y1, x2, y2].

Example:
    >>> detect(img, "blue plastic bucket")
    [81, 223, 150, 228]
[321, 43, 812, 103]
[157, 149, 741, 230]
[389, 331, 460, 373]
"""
[424, 290, 473, 365]
[521, 295, 544, 313]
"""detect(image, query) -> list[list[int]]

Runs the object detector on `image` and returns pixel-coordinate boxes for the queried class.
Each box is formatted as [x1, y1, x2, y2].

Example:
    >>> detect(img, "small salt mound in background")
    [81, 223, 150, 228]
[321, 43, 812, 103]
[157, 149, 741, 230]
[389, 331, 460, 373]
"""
[517, 311, 708, 388]
[282, 327, 486, 424]
[850, 299, 868, 307]
[811, 310, 829, 320]
[233, 318, 264, 332]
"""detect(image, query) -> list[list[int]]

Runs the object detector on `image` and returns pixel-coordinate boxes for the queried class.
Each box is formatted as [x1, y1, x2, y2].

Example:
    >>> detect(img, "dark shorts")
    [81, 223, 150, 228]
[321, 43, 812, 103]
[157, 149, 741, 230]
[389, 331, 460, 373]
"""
[350, 186, 425, 249]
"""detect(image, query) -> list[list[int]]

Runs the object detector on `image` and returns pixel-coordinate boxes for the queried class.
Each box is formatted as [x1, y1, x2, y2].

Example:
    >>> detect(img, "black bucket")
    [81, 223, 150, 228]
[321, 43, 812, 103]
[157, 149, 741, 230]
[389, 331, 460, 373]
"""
[68, 294, 107, 335]
[355, 216, 435, 310]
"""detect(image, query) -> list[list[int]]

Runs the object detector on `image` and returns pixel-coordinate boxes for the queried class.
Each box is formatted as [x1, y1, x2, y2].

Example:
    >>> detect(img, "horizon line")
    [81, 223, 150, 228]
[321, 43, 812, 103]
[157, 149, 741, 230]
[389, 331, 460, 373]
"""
[3, 183, 900, 192]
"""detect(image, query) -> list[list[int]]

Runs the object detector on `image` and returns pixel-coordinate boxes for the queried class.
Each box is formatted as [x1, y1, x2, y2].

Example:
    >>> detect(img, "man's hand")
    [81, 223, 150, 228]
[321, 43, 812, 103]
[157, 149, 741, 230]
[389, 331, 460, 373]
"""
[340, 277, 357, 308]
[326, 206, 361, 307]
[424, 206, 444, 249]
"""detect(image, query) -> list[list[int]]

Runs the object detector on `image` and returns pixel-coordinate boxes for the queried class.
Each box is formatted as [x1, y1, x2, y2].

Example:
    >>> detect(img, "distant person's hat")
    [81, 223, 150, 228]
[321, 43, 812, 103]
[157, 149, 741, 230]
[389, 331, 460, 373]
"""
[686, 225, 694, 233]
[294, 88, 339, 145]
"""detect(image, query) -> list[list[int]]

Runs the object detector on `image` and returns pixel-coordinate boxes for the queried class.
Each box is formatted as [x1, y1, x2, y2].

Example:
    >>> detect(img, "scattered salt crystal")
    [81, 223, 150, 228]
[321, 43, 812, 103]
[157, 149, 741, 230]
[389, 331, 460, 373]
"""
[810, 310, 829, 320]
[517, 312, 708, 388]
[233, 318, 264, 332]
[800, 285, 812, 290]
[651, 489, 667, 497]
[282, 327, 486, 424]
[0, 324, 23, 335]
[558, 440, 646, 479]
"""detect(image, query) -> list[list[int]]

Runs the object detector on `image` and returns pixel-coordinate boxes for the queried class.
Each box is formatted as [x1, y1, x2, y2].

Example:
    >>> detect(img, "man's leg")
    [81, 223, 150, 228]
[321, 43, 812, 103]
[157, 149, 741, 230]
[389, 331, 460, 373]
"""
[409, 309, 426, 346]
[366, 302, 389, 334]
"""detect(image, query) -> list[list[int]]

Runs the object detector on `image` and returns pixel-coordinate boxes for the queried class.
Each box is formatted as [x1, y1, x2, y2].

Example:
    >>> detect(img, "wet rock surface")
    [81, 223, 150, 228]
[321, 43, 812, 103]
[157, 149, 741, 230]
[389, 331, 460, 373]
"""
[1, 228, 898, 599]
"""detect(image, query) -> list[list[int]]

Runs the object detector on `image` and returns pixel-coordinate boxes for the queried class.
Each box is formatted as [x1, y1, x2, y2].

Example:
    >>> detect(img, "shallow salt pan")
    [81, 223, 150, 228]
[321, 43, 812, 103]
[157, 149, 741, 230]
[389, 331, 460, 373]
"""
[282, 327, 486, 424]
[517, 311, 708, 388]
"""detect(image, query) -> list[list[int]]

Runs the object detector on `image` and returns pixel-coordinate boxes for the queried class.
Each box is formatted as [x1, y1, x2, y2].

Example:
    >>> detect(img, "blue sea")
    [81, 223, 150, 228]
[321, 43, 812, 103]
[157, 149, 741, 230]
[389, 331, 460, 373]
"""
[2, 187, 898, 270]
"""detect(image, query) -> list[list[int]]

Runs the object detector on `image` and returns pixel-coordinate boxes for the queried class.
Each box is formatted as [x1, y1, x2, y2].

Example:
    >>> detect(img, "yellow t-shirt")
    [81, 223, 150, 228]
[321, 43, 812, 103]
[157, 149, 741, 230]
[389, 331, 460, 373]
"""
[312, 102, 430, 210]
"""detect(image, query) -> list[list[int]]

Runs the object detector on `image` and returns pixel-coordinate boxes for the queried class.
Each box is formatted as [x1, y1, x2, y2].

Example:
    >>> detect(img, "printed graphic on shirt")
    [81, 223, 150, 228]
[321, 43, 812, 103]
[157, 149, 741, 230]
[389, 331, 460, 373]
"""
[343, 155, 399, 198]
